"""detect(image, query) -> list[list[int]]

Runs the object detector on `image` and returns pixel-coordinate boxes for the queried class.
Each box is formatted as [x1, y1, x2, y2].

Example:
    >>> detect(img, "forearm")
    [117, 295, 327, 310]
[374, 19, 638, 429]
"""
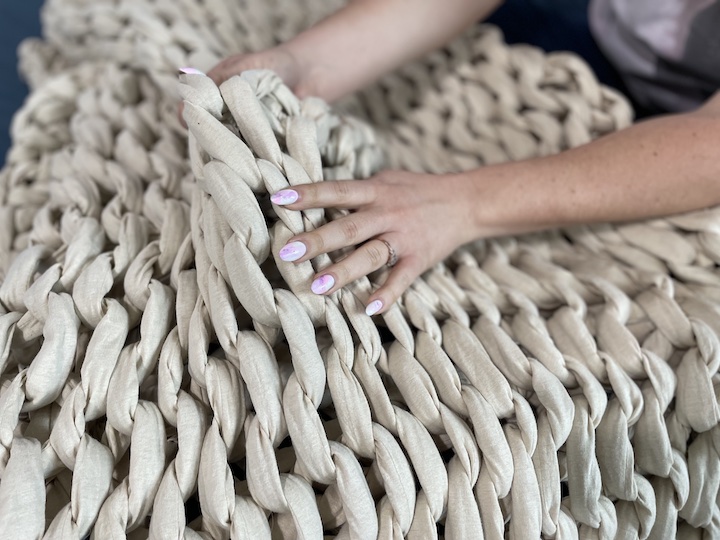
[467, 97, 720, 238]
[284, 0, 502, 102]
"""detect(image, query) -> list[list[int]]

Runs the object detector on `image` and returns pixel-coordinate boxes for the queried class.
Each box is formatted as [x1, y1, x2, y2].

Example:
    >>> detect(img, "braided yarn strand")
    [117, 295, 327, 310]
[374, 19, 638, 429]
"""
[0, 0, 719, 537]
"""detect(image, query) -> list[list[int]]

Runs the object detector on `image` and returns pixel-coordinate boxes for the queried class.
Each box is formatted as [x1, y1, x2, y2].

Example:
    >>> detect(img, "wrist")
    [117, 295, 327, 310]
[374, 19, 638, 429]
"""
[278, 37, 345, 102]
[273, 41, 323, 101]
[455, 167, 504, 241]
[444, 171, 497, 244]
[261, 44, 304, 92]
[459, 160, 554, 240]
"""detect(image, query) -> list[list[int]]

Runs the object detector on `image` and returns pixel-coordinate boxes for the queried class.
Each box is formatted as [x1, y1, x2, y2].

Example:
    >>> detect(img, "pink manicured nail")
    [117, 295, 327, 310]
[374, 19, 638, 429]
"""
[311, 275, 335, 294]
[365, 300, 383, 316]
[271, 189, 299, 205]
[178, 67, 205, 75]
[279, 241, 306, 262]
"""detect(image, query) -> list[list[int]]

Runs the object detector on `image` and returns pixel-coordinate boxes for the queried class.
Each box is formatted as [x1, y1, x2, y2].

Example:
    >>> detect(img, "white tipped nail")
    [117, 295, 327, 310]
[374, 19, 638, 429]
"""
[178, 67, 205, 75]
[365, 300, 383, 316]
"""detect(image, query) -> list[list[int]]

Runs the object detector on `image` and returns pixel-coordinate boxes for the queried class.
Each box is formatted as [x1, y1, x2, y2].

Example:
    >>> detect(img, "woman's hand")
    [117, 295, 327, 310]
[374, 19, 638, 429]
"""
[271, 171, 481, 315]
[205, 45, 304, 91]
[178, 45, 307, 124]
[269, 94, 720, 317]
[270, 90, 720, 317]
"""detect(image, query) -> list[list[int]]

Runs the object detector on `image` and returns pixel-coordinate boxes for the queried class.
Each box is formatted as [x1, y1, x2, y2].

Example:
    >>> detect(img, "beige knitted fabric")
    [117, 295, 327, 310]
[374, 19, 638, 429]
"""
[1, 0, 719, 539]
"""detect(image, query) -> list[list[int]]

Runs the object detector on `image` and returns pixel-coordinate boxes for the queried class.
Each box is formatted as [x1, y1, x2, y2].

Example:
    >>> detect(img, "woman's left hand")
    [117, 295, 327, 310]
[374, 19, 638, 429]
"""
[271, 170, 481, 315]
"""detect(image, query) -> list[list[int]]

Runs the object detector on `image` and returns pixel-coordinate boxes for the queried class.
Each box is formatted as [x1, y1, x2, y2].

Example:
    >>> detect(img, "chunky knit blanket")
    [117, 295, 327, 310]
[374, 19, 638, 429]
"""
[1, 0, 718, 538]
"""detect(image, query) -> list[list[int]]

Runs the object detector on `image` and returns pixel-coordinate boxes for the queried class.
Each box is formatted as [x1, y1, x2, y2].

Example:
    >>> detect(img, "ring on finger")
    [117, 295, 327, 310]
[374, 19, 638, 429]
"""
[379, 238, 398, 267]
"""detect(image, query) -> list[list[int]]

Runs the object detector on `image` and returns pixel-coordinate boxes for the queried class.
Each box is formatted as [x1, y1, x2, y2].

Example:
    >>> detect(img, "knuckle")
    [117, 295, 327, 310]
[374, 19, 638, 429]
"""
[306, 232, 324, 252]
[391, 267, 415, 293]
[366, 244, 385, 267]
[332, 181, 352, 201]
[364, 181, 380, 201]
[374, 170, 401, 185]
[340, 219, 360, 243]
[333, 264, 351, 284]
[304, 186, 322, 207]
[398, 271, 413, 288]
[373, 171, 390, 183]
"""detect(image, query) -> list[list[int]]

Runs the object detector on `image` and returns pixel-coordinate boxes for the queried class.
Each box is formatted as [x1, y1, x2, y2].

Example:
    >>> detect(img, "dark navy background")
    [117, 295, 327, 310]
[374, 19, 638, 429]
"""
[0, 0, 627, 165]
[1, 0, 43, 165]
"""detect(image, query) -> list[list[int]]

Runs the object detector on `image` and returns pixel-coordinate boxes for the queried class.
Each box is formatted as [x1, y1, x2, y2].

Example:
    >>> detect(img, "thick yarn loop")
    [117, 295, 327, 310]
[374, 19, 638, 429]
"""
[0, 0, 719, 537]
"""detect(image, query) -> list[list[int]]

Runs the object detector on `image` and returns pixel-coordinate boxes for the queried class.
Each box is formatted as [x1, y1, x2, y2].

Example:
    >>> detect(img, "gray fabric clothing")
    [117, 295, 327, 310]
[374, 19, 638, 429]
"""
[589, 0, 720, 112]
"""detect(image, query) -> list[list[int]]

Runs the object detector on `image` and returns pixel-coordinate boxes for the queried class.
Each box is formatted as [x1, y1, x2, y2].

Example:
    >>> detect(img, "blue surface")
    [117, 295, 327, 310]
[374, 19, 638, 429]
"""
[0, 1, 43, 166]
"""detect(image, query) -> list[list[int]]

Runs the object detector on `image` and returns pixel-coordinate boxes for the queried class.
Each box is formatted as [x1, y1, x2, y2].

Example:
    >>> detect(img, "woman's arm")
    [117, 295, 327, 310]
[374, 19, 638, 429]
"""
[208, 0, 502, 101]
[272, 92, 720, 315]
[468, 91, 720, 237]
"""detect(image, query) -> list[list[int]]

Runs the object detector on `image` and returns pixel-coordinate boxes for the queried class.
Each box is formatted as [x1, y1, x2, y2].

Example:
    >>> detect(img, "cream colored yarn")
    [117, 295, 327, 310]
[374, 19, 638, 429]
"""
[0, 0, 719, 539]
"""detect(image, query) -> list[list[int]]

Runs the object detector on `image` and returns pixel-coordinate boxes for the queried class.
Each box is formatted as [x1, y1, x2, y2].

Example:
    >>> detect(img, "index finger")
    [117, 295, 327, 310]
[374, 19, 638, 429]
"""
[270, 180, 377, 210]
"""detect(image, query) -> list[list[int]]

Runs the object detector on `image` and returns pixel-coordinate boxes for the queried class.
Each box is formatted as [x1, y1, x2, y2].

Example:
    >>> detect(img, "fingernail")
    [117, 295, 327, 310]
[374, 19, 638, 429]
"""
[311, 275, 335, 295]
[178, 67, 205, 75]
[365, 300, 383, 316]
[279, 241, 306, 262]
[271, 189, 299, 205]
